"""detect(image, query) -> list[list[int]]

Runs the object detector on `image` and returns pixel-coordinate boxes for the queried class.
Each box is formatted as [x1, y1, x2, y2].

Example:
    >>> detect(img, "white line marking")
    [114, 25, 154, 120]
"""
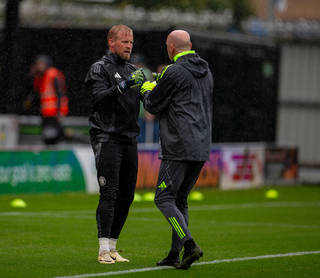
[1, 212, 318, 229]
[216, 221, 320, 229]
[0, 212, 93, 219]
[53, 250, 320, 278]
[129, 218, 320, 229]
[0, 210, 94, 217]
[1, 201, 320, 218]
[132, 201, 320, 213]
[189, 201, 320, 211]
[196, 250, 320, 265]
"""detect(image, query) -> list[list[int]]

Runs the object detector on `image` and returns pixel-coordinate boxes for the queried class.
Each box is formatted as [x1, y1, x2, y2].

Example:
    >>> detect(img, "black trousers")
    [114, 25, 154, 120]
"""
[92, 140, 138, 239]
[154, 160, 205, 252]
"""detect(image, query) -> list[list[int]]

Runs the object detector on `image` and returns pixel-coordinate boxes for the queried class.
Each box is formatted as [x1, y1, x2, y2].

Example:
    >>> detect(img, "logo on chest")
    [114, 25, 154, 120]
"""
[114, 72, 122, 79]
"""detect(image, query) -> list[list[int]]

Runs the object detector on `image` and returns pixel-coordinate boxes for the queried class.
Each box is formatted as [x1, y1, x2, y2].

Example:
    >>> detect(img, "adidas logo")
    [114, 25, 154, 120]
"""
[114, 72, 122, 79]
[158, 181, 167, 191]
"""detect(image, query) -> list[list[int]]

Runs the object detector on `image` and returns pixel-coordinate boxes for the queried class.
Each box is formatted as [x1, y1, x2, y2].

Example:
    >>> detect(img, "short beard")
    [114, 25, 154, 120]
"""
[118, 52, 131, 61]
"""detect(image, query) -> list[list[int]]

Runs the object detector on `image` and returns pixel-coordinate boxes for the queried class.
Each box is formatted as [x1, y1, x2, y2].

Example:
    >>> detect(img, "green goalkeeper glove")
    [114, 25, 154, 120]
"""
[140, 81, 156, 96]
[117, 68, 146, 94]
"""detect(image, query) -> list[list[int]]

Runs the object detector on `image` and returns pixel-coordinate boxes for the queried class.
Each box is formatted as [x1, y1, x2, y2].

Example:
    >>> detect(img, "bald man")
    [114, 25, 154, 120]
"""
[139, 30, 214, 269]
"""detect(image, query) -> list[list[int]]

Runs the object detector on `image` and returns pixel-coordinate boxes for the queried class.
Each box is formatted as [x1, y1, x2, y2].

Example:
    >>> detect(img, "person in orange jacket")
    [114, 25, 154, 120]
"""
[29, 55, 69, 144]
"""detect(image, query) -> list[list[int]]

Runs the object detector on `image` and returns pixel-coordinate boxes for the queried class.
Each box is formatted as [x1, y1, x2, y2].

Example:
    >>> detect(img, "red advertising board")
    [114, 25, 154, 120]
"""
[136, 150, 221, 189]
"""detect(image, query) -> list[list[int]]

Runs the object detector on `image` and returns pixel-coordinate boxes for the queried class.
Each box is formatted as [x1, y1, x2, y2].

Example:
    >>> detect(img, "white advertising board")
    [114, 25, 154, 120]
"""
[220, 146, 265, 190]
[0, 115, 19, 148]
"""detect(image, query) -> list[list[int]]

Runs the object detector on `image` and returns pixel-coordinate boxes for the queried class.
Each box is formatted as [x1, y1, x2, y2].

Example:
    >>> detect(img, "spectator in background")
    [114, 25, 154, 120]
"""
[26, 55, 69, 144]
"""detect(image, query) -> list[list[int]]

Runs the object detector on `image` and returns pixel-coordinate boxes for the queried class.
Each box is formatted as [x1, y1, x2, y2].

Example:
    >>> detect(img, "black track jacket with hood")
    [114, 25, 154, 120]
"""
[85, 50, 140, 143]
[142, 50, 214, 161]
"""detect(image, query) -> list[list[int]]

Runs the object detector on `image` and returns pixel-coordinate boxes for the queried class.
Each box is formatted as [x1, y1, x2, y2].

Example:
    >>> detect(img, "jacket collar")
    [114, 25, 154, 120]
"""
[105, 50, 126, 64]
[173, 50, 195, 62]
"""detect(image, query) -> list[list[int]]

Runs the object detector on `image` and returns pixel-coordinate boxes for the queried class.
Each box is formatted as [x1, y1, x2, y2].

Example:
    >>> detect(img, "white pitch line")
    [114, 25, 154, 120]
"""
[0, 211, 93, 219]
[206, 220, 320, 229]
[0, 210, 94, 217]
[53, 250, 320, 278]
[188, 201, 320, 212]
[132, 201, 320, 213]
[1, 201, 320, 218]
[196, 250, 320, 265]
[129, 218, 320, 229]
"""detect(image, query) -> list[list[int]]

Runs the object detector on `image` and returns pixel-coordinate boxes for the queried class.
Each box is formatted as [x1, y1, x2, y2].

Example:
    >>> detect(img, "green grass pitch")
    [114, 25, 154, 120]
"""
[0, 185, 320, 278]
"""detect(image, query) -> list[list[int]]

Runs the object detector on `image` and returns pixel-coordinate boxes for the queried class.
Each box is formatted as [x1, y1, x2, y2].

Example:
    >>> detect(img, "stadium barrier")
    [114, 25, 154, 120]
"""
[219, 145, 265, 190]
[0, 144, 298, 194]
[0, 149, 86, 194]
[0, 115, 19, 148]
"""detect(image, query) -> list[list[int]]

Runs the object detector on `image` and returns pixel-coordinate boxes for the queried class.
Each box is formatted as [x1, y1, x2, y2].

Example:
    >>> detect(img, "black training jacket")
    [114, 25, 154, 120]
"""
[143, 51, 214, 161]
[85, 51, 140, 143]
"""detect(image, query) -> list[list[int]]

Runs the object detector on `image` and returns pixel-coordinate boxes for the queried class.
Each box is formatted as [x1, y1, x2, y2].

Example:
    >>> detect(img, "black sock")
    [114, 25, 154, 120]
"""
[168, 251, 179, 259]
[184, 239, 196, 250]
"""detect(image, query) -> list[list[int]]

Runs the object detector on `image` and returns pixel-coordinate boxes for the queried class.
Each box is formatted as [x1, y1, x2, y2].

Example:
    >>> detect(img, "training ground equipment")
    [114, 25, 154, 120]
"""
[10, 198, 27, 208]
[265, 189, 279, 199]
[133, 193, 142, 202]
[189, 191, 204, 201]
[142, 192, 155, 201]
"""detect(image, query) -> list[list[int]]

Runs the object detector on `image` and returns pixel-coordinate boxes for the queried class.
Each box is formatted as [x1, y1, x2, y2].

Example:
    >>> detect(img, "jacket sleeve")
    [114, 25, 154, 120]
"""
[53, 77, 62, 112]
[85, 62, 118, 106]
[142, 66, 176, 114]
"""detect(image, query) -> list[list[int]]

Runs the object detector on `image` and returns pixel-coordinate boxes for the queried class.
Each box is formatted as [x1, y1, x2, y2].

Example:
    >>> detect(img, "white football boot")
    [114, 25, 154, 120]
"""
[110, 250, 129, 262]
[98, 250, 115, 264]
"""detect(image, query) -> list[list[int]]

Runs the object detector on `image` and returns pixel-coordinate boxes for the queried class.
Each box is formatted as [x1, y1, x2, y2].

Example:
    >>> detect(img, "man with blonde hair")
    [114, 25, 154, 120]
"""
[85, 24, 145, 264]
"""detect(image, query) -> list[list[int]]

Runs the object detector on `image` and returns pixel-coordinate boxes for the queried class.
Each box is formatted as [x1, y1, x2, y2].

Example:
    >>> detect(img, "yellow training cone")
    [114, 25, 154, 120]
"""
[143, 192, 155, 201]
[189, 191, 204, 201]
[10, 198, 27, 208]
[134, 193, 142, 202]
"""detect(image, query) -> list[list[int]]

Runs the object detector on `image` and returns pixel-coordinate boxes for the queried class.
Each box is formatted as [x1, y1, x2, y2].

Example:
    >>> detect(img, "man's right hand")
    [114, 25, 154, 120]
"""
[117, 68, 146, 94]
[140, 81, 156, 96]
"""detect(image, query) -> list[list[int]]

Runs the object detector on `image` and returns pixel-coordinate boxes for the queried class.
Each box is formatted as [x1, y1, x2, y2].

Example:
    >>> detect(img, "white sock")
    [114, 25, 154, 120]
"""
[99, 238, 109, 254]
[109, 238, 117, 251]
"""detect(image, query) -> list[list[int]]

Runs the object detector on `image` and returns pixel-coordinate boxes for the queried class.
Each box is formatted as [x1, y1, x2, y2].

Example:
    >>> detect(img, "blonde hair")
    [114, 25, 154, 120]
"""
[107, 25, 133, 46]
